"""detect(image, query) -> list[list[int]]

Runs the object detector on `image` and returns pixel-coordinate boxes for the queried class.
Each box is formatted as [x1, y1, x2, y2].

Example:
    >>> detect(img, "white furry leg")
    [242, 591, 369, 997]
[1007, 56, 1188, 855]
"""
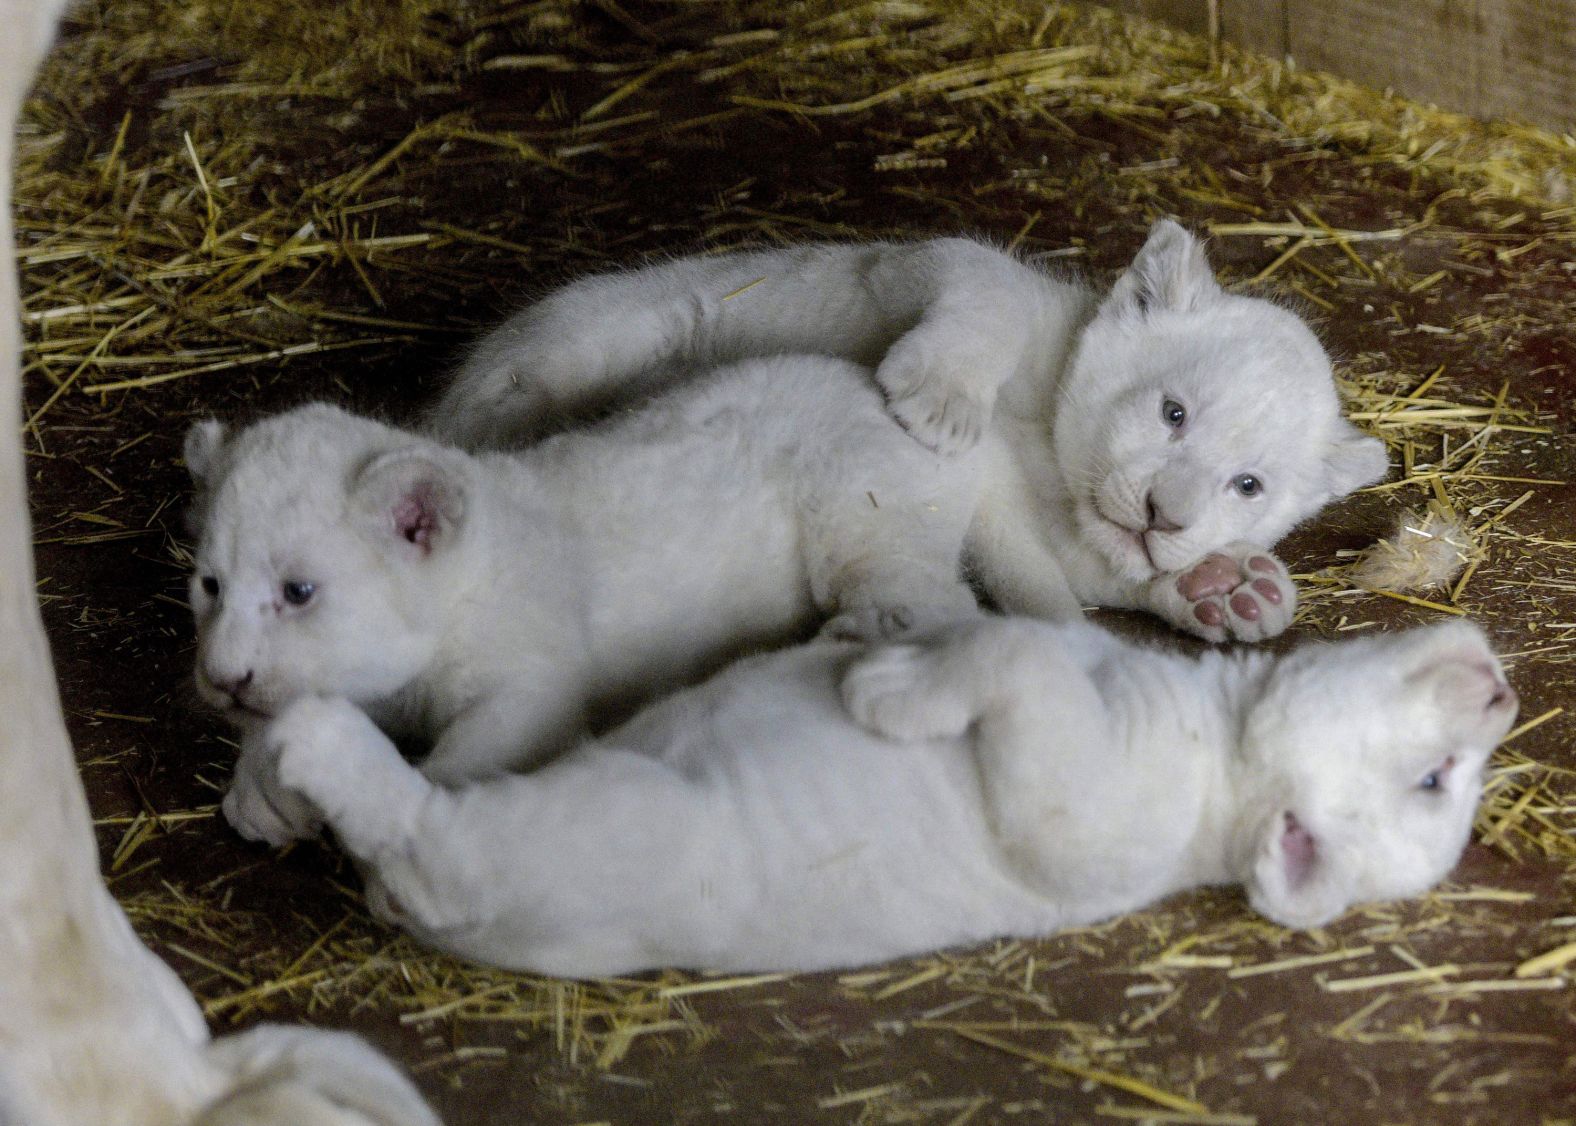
[1145, 544, 1297, 643]
[841, 617, 1092, 742]
[268, 698, 488, 935]
[874, 326, 1002, 457]
[268, 697, 428, 861]
[820, 571, 980, 645]
[840, 642, 979, 742]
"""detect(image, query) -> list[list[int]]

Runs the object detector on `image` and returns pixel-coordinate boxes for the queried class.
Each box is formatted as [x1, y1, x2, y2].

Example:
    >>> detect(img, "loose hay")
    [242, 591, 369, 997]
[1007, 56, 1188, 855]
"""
[19, 0, 1576, 1120]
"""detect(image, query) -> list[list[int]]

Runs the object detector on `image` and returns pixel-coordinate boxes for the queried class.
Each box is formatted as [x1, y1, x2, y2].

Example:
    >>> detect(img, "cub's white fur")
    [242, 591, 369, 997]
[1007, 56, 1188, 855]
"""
[258, 618, 1515, 976]
[434, 221, 1388, 640]
[189, 356, 984, 845]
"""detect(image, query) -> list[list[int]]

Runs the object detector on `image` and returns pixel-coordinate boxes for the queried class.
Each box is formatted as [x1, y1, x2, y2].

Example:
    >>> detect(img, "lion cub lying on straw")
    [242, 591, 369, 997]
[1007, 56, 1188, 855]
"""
[254, 617, 1513, 976]
[434, 220, 1387, 642]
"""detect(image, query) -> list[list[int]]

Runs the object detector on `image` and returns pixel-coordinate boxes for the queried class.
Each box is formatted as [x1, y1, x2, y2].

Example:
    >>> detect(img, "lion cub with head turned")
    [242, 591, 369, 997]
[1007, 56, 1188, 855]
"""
[435, 219, 1387, 639]
[190, 354, 982, 844]
[257, 617, 1514, 975]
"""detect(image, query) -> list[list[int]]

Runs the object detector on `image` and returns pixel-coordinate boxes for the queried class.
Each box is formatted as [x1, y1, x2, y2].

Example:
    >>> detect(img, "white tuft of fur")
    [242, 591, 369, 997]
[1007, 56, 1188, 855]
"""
[1349, 502, 1477, 593]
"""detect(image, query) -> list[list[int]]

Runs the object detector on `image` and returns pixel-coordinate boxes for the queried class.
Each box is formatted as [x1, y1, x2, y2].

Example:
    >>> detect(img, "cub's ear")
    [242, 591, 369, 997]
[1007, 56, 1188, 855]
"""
[183, 419, 228, 485]
[1323, 422, 1388, 498]
[1398, 620, 1517, 732]
[1247, 809, 1346, 930]
[352, 448, 468, 558]
[183, 419, 228, 538]
[1102, 218, 1222, 318]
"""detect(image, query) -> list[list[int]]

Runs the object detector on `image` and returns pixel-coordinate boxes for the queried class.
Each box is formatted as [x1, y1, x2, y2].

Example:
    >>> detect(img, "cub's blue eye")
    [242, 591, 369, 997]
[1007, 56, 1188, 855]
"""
[200, 575, 220, 598]
[1161, 398, 1187, 429]
[1233, 473, 1263, 497]
[282, 580, 316, 606]
[1419, 755, 1455, 792]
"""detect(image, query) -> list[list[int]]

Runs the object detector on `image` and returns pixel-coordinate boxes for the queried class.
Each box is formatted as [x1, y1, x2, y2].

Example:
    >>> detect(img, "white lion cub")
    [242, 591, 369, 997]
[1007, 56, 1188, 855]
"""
[189, 355, 985, 844]
[433, 220, 1388, 641]
[258, 617, 1515, 976]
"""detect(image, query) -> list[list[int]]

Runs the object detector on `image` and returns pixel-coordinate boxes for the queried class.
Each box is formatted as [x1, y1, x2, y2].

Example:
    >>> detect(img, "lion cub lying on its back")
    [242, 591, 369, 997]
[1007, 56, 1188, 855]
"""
[256, 618, 1514, 976]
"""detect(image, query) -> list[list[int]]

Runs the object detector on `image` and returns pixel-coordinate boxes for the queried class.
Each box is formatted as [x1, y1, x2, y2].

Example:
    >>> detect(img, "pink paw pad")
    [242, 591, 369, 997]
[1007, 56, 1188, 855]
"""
[1229, 592, 1261, 621]
[1250, 579, 1284, 605]
[1176, 554, 1245, 601]
[1247, 556, 1280, 575]
[1194, 601, 1224, 627]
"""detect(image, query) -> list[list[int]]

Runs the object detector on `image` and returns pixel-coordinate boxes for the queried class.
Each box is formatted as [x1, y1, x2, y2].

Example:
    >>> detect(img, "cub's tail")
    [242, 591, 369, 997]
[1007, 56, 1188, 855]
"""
[193, 1025, 439, 1126]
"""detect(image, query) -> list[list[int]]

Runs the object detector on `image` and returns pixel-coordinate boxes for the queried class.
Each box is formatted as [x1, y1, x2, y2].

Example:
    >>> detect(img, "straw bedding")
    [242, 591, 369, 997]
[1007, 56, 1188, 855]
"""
[18, 1, 1576, 1120]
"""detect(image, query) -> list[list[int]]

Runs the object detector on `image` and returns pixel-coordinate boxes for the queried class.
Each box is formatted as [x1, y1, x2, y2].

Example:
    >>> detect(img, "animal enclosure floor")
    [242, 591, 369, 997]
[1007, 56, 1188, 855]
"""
[17, 2, 1576, 1123]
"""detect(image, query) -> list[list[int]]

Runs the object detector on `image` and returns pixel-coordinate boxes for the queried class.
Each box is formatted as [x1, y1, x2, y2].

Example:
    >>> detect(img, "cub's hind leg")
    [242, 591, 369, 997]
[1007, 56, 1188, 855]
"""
[430, 269, 706, 448]
[432, 246, 889, 448]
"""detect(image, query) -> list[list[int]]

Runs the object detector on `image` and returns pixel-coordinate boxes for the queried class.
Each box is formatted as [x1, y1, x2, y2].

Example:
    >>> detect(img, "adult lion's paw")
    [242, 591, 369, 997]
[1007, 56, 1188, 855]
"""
[1150, 547, 1296, 643]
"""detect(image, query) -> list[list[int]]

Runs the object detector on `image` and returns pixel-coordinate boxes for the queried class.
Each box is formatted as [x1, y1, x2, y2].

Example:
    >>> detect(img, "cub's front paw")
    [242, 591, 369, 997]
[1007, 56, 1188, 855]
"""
[223, 772, 321, 849]
[875, 337, 997, 457]
[270, 697, 406, 857]
[223, 727, 322, 847]
[1154, 548, 1296, 643]
[821, 603, 920, 644]
[841, 644, 973, 742]
[821, 593, 978, 645]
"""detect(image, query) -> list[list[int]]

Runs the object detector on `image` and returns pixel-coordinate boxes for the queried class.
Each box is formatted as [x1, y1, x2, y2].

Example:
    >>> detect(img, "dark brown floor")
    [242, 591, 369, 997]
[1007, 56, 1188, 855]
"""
[17, 1, 1576, 1122]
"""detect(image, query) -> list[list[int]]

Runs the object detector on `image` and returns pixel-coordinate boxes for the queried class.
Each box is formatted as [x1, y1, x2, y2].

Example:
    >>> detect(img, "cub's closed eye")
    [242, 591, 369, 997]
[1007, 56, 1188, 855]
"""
[282, 580, 316, 606]
[200, 576, 220, 598]
[1160, 398, 1187, 429]
[1232, 473, 1263, 497]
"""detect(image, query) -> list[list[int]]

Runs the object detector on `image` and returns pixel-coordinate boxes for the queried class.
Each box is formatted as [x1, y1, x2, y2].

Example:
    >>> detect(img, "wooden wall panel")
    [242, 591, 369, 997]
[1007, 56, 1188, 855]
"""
[1099, 0, 1576, 132]
[1108, 0, 1209, 35]
[1218, 0, 1285, 58]
[1285, 1, 1484, 114]
[1482, 0, 1576, 127]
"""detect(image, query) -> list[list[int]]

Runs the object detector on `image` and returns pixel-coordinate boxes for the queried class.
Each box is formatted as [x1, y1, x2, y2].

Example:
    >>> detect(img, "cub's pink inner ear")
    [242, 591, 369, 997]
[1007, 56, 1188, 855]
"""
[392, 485, 441, 553]
[1280, 811, 1317, 890]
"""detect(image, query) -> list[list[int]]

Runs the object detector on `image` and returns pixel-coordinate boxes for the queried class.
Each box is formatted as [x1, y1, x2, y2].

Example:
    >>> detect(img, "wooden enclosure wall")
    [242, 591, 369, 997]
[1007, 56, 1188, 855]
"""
[1106, 0, 1576, 133]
